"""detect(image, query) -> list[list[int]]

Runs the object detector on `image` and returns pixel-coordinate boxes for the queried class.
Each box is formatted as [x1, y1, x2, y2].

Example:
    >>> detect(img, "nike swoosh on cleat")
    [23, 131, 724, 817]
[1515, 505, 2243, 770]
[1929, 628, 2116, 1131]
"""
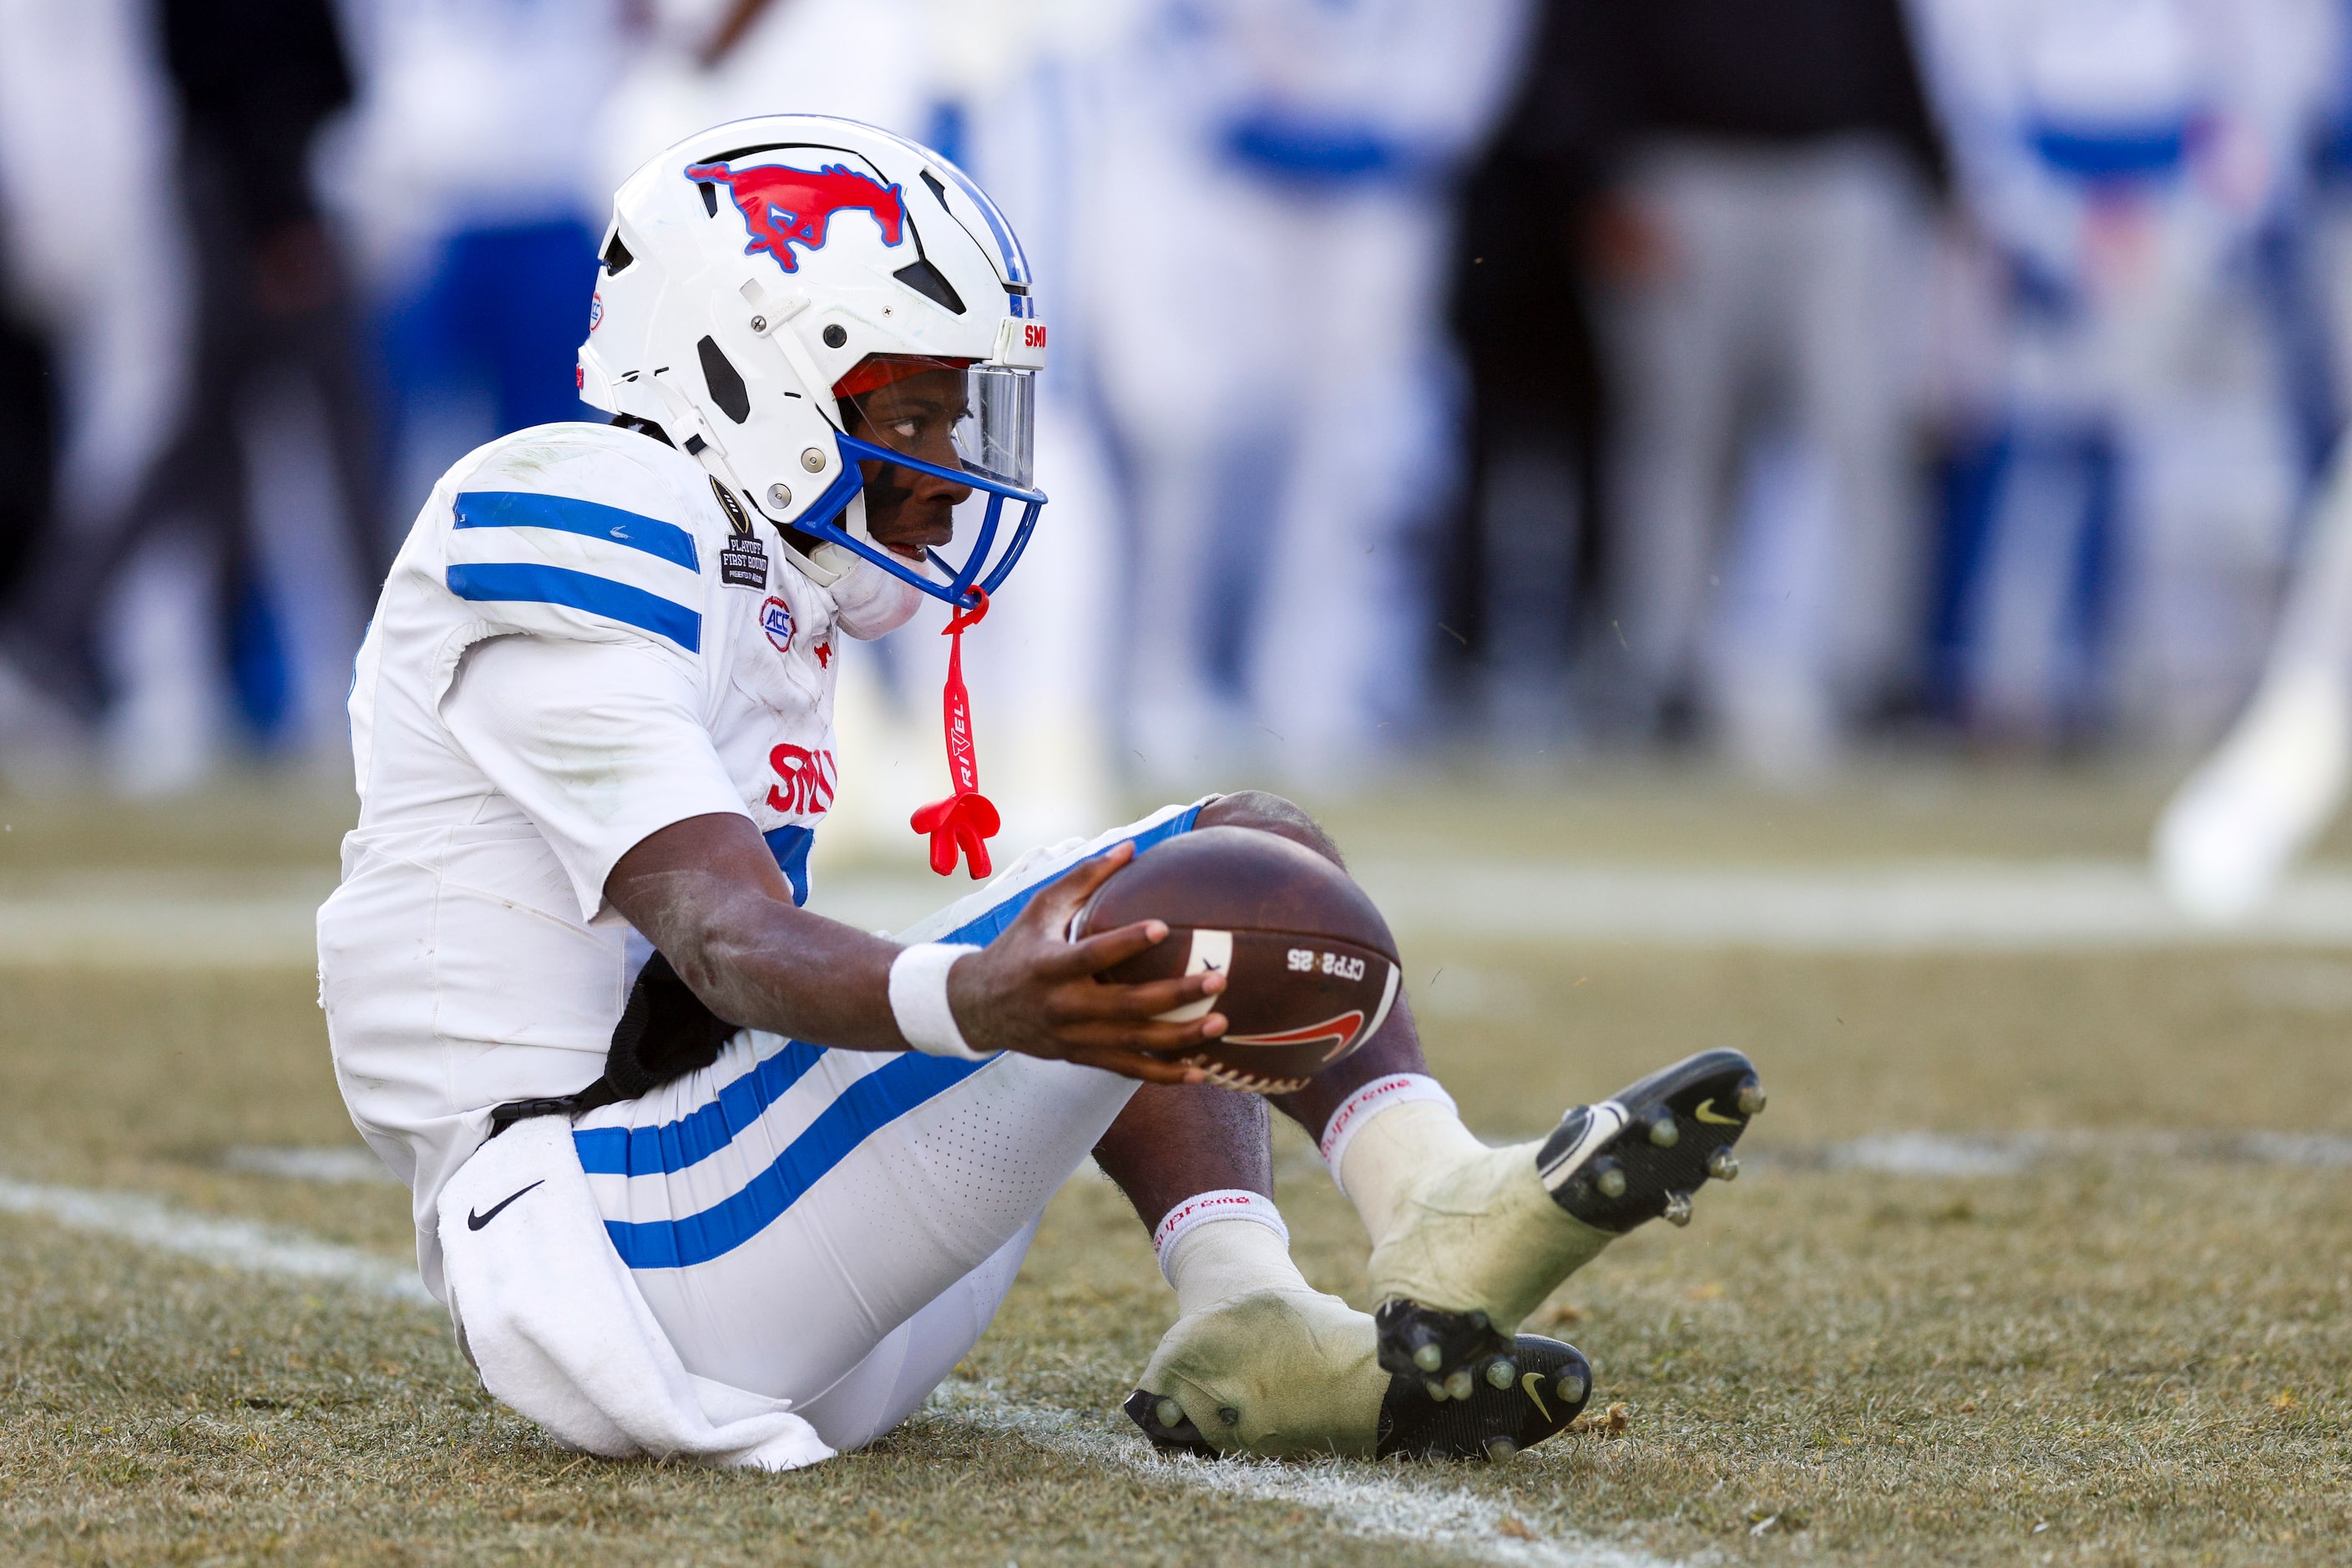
[1693, 1099, 1742, 1125]
[1521, 1372, 1552, 1422]
[466, 1181, 544, 1232]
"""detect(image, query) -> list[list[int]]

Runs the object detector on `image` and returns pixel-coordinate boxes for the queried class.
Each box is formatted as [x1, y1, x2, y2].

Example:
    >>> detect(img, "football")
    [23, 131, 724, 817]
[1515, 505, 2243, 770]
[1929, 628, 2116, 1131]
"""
[1073, 826, 1403, 1092]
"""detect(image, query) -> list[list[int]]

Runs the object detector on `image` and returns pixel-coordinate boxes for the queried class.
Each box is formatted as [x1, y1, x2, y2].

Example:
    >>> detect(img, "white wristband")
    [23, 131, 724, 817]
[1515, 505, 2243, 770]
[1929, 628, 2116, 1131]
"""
[888, 943, 985, 1060]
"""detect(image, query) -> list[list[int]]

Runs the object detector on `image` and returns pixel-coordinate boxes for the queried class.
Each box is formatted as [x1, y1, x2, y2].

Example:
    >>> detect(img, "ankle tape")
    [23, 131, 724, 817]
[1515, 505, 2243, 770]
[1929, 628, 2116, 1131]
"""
[1318, 1073, 1457, 1192]
[1151, 1189, 1287, 1283]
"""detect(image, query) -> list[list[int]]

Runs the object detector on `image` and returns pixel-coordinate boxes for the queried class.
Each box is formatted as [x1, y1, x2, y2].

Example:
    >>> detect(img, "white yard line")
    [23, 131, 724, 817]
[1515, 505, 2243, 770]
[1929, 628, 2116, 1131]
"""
[926, 1383, 1678, 1568]
[0, 1171, 1675, 1566]
[14, 857, 2352, 964]
[1348, 858, 2352, 952]
[222, 1146, 404, 1185]
[0, 1176, 433, 1304]
[1796, 1128, 2352, 1176]
[0, 894, 327, 967]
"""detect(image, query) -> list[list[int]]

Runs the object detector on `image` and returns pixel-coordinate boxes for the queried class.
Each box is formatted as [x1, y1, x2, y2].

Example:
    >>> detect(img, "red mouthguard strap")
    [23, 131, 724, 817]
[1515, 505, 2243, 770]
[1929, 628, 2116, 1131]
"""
[909, 588, 1000, 878]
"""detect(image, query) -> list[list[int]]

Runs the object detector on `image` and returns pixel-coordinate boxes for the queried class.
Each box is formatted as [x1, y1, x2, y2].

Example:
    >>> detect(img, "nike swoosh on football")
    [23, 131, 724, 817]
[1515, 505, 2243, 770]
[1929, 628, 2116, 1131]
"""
[1520, 1371, 1553, 1422]
[467, 1181, 544, 1231]
[1693, 1099, 1740, 1125]
[1222, 1009, 1368, 1059]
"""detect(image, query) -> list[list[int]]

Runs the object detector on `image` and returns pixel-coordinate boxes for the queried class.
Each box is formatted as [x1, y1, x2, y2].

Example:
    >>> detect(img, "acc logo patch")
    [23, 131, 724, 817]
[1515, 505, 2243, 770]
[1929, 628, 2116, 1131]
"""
[761, 596, 795, 653]
[588, 292, 604, 331]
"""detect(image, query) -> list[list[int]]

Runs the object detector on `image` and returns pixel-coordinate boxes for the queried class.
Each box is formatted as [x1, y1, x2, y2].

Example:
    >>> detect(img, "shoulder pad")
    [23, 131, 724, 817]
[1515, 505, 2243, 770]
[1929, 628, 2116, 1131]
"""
[438, 425, 717, 655]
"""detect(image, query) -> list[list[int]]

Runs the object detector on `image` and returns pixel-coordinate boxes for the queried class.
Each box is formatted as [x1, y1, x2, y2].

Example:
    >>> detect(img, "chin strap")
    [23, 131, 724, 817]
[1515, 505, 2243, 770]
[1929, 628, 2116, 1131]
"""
[910, 589, 1001, 878]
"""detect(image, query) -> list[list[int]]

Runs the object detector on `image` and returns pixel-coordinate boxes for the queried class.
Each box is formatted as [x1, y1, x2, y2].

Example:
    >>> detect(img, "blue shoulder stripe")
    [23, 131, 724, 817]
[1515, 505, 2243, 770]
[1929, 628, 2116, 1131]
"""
[454, 491, 700, 572]
[447, 562, 702, 652]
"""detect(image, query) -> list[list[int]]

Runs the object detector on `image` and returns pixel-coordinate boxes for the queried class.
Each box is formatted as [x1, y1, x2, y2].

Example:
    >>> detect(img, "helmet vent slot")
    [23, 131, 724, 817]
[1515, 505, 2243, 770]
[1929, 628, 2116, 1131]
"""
[601, 230, 635, 275]
[696, 336, 751, 424]
[697, 181, 719, 218]
[892, 258, 966, 316]
[920, 170, 950, 208]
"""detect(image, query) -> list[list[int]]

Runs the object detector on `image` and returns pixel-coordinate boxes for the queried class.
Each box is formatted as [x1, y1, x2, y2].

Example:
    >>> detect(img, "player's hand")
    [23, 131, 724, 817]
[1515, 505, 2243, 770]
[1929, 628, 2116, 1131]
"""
[947, 842, 1223, 1083]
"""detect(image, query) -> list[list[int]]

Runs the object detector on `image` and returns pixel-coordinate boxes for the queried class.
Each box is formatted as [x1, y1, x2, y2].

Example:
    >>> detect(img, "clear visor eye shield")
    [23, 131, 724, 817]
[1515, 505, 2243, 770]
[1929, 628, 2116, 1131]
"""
[792, 356, 1044, 607]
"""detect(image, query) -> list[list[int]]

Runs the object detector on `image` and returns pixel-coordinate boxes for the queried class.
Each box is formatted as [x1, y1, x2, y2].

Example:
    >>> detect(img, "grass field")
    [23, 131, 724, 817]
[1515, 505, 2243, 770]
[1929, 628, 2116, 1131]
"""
[3, 766, 2349, 1565]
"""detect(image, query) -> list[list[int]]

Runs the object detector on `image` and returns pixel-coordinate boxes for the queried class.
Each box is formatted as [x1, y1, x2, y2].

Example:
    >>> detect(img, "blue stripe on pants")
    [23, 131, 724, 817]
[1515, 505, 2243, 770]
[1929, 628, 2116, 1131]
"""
[588, 803, 1206, 1268]
[573, 1040, 827, 1177]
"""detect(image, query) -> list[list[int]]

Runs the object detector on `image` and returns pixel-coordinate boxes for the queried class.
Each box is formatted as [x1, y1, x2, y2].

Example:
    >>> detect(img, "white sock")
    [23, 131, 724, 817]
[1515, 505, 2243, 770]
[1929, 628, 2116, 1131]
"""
[1318, 1072, 1461, 1180]
[1154, 1191, 1310, 1318]
[1323, 1078, 1495, 1251]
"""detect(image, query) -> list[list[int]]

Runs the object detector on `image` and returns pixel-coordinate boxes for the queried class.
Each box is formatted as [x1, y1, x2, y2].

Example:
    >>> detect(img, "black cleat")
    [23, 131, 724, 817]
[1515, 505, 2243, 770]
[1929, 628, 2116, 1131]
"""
[1538, 1049, 1761, 1232]
[1373, 1050, 1763, 1388]
[1124, 1386, 1219, 1456]
[1374, 1334, 1591, 1461]
[1124, 1335, 1593, 1463]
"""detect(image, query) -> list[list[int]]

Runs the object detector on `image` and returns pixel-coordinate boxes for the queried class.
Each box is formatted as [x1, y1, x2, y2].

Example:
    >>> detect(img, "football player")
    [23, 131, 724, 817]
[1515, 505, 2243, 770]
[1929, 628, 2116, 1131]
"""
[318, 114, 1762, 1469]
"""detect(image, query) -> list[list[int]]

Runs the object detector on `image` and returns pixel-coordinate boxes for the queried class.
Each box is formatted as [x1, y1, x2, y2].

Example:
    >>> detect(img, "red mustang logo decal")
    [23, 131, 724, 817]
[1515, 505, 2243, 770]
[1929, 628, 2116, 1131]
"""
[685, 159, 906, 274]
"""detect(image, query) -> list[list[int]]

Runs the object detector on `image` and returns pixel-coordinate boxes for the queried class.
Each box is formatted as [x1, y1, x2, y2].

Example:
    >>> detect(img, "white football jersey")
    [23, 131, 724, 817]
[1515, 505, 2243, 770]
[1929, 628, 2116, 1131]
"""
[319, 420, 847, 1296]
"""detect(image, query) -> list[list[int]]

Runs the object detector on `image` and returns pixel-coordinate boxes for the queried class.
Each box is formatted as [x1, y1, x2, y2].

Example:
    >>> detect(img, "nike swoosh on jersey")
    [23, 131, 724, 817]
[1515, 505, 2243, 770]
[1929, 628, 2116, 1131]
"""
[467, 1180, 544, 1231]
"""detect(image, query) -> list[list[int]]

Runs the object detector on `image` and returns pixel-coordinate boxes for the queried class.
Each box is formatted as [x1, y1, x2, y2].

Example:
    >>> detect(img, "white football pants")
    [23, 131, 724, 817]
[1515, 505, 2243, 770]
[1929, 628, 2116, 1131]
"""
[554, 799, 1205, 1450]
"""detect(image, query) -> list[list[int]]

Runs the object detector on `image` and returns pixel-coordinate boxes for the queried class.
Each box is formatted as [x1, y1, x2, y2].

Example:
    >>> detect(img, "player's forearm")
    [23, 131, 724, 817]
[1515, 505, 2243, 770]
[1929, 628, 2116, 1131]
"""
[645, 876, 910, 1052]
[603, 813, 915, 1054]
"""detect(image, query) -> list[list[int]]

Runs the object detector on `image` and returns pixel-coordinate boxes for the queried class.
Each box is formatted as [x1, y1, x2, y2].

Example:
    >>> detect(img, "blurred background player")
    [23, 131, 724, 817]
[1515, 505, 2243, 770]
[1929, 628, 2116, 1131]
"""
[1078, 0, 1533, 797]
[1910, 0, 2337, 751]
[0, 0, 377, 792]
[3, 0, 2352, 871]
[330, 0, 628, 510]
[0, 0, 192, 784]
[1525, 0, 1948, 781]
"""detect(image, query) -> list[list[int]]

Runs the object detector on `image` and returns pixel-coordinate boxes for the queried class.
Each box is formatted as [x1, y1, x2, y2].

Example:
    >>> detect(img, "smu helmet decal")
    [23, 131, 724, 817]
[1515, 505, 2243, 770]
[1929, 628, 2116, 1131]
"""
[684, 159, 907, 274]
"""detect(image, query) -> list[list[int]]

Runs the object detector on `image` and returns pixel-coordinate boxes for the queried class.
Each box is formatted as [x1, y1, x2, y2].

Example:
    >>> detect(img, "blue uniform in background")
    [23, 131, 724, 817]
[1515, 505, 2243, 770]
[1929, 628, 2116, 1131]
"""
[1912, 0, 2338, 747]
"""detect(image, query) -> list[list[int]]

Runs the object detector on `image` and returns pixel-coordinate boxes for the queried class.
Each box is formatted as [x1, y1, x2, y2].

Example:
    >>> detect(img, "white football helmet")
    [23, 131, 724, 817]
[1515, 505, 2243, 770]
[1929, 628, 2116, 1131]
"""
[577, 114, 1048, 605]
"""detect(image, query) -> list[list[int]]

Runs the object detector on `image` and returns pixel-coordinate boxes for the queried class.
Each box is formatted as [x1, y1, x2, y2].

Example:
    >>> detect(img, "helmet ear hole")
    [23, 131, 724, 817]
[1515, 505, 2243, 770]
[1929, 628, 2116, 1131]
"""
[696, 336, 751, 424]
[822, 323, 848, 349]
[892, 259, 965, 315]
